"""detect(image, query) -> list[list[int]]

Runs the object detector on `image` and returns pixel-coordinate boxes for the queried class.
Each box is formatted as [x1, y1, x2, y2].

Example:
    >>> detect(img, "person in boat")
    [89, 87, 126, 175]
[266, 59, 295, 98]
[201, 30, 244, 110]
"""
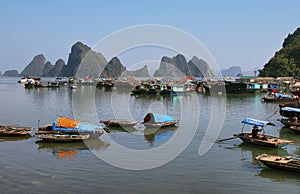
[293, 116, 299, 124]
[252, 125, 262, 139]
[272, 88, 277, 97]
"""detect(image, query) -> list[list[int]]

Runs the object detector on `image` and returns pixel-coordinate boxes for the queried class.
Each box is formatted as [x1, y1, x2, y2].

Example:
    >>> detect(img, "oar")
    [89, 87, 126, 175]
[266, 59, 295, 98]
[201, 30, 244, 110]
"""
[217, 134, 240, 142]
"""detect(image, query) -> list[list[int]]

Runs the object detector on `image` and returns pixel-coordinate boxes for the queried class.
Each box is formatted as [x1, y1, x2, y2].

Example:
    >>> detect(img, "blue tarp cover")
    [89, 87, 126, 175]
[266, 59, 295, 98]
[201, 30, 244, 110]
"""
[144, 113, 175, 123]
[275, 93, 292, 98]
[281, 107, 300, 113]
[241, 118, 270, 127]
[52, 117, 100, 132]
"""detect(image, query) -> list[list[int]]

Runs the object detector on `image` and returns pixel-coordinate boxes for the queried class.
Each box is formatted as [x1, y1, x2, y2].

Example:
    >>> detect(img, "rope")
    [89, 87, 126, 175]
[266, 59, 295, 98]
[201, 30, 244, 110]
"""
[265, 109, 279, 119]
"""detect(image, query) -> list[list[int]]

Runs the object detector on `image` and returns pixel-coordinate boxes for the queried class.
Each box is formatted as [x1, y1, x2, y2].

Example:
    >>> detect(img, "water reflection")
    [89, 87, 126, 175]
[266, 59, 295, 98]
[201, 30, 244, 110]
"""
[0, 135, 32, 142]
[106, 126, 137, 133]
[36, 139, 110, 159]
[238, 142, 289, 162]
[144, 126, 177, 145]
[279, 126, 300, 144]
[236, 142, 300, 181]
[256, 167, 300, 181]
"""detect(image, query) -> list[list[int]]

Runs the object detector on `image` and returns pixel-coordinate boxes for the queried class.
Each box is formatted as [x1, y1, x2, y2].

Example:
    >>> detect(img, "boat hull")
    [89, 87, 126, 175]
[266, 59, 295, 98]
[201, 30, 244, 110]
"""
[37, 132, 103, 142]
[261, 96, 299, 103]
[237, 133, 292, 148]
[279, 118, 300, 127]
[143, 120, 179, 128]
[0, 125, 33, 136]
[256, 154, 300, 173]
[100, 120, 137, 127]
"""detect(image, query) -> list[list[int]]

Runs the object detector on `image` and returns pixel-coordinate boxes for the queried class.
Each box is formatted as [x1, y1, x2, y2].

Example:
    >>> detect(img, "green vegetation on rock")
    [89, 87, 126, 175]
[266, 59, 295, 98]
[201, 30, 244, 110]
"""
[259, 28, 300, 77]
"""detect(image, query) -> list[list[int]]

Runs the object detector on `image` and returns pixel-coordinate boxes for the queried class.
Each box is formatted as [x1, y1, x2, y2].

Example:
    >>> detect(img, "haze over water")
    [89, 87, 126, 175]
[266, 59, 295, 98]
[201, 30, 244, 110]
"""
[1, 77, 300, 193]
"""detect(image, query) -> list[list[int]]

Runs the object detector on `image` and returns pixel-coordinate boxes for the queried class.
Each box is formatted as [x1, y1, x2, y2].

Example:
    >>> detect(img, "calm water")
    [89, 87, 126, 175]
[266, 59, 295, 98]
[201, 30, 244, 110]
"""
[1, 77, 300, 193]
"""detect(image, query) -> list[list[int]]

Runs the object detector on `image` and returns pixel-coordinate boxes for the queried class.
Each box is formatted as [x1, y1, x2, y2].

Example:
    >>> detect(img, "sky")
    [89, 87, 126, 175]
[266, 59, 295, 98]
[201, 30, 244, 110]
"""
[0, 0, 300, 74]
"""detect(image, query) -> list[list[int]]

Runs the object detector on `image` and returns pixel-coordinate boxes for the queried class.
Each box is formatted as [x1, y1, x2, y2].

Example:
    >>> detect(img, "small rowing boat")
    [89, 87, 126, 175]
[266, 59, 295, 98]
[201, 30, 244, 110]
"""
[100, 119, 137, 127]
[0, 125, 33, 136]
[256, 154, 300, 173]
[234, 118, 292, 148]
[142, 113, 179, 128]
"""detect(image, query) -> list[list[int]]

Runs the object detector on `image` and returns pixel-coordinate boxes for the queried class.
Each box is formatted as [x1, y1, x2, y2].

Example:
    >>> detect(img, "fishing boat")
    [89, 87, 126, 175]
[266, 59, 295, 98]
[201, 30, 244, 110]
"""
[234, 118, 292, 148]
[0, 125, 33, 136]
[289, 126, 300, 133]
[142, 113, 179, 128]
[131, 83, 161, 95]
[255, 154, 300, 173]
[279, 118, 300, 127]
[100, 119, 137, 127]
[278, 107, 300, 127]
[261, 93, 299, 102]
[160, 85, 191, 96]
[36, 117, 106, 142]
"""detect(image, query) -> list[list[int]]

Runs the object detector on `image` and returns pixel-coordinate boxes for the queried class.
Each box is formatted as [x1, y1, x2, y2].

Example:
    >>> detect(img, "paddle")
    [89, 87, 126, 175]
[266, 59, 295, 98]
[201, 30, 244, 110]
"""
[217, 134, 240, 142]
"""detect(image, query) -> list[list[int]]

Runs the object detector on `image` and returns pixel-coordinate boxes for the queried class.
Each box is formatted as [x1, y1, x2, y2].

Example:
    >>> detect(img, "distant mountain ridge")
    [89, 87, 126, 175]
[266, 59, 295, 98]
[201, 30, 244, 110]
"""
[221, 66, 242, 77]
[19, 42, 213, 78]
[3, 70, 19, 77]
[20, 54, 46, 77]
[154, 54, 214, 78]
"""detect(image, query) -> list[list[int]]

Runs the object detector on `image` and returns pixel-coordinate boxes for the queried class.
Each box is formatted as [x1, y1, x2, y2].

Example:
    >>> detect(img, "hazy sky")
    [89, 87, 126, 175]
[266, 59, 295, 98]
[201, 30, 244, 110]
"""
[0, 0, 299, 73]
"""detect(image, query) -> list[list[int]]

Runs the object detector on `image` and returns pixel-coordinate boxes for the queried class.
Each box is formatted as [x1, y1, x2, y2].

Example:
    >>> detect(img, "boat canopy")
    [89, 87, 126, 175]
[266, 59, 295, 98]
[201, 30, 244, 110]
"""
[275, 93, 292, 98]
[281, 107, 300, 113]
[52, 117, 101, 132]
[241, 118, 275, 127]
[143, 113, 175, 123]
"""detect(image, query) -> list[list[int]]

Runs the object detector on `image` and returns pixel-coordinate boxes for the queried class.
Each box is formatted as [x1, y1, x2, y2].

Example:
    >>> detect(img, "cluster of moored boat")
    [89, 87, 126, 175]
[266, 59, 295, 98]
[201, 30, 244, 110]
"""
[18, 77, 67, 89]
[0, 112, 179, 143]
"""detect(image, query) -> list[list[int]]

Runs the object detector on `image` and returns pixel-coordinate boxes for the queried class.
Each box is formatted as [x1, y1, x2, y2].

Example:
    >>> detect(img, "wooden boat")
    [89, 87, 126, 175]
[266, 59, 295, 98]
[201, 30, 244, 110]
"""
[0, 125, 33, 136]
[255, 154, 300, 173]
[234, 133, 293, 148]
[36, 133, 102, 142]
[142, 113, 179, 128]
[100, 119, 137, 127]
[132, 83, 161, 95]
[234, 118, 292, 148]
[36, 117, 105, 142]
[279, 103, 300, 118]
[47, 82, 60, 88]
[160, 85, 192, 96]
[279, 118, 300, 127]
[289, 126, 300, 133]
[261, 93, 299, 102]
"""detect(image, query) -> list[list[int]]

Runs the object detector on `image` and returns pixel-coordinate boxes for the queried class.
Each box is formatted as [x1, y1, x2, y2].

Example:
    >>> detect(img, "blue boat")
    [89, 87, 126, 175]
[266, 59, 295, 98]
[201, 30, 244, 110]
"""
[279, 107, 300, 127]
[261, 93, 299, 102]
[142, 113, 179, 128]
[36, 117, 107, 142]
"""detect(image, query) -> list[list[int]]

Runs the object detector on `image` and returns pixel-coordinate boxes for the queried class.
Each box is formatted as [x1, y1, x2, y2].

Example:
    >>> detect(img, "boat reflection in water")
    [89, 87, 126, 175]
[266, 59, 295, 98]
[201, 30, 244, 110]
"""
[36, 139, 110, 159]
[0, 135, 32, 142]
[279, 126, 300, 144]
[238, 142, 300, 181]
[238, 142, 289, 170]
[256, 166, 300, 181]
[105, 126, 137, 133]
[144, 126, 177, 145]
